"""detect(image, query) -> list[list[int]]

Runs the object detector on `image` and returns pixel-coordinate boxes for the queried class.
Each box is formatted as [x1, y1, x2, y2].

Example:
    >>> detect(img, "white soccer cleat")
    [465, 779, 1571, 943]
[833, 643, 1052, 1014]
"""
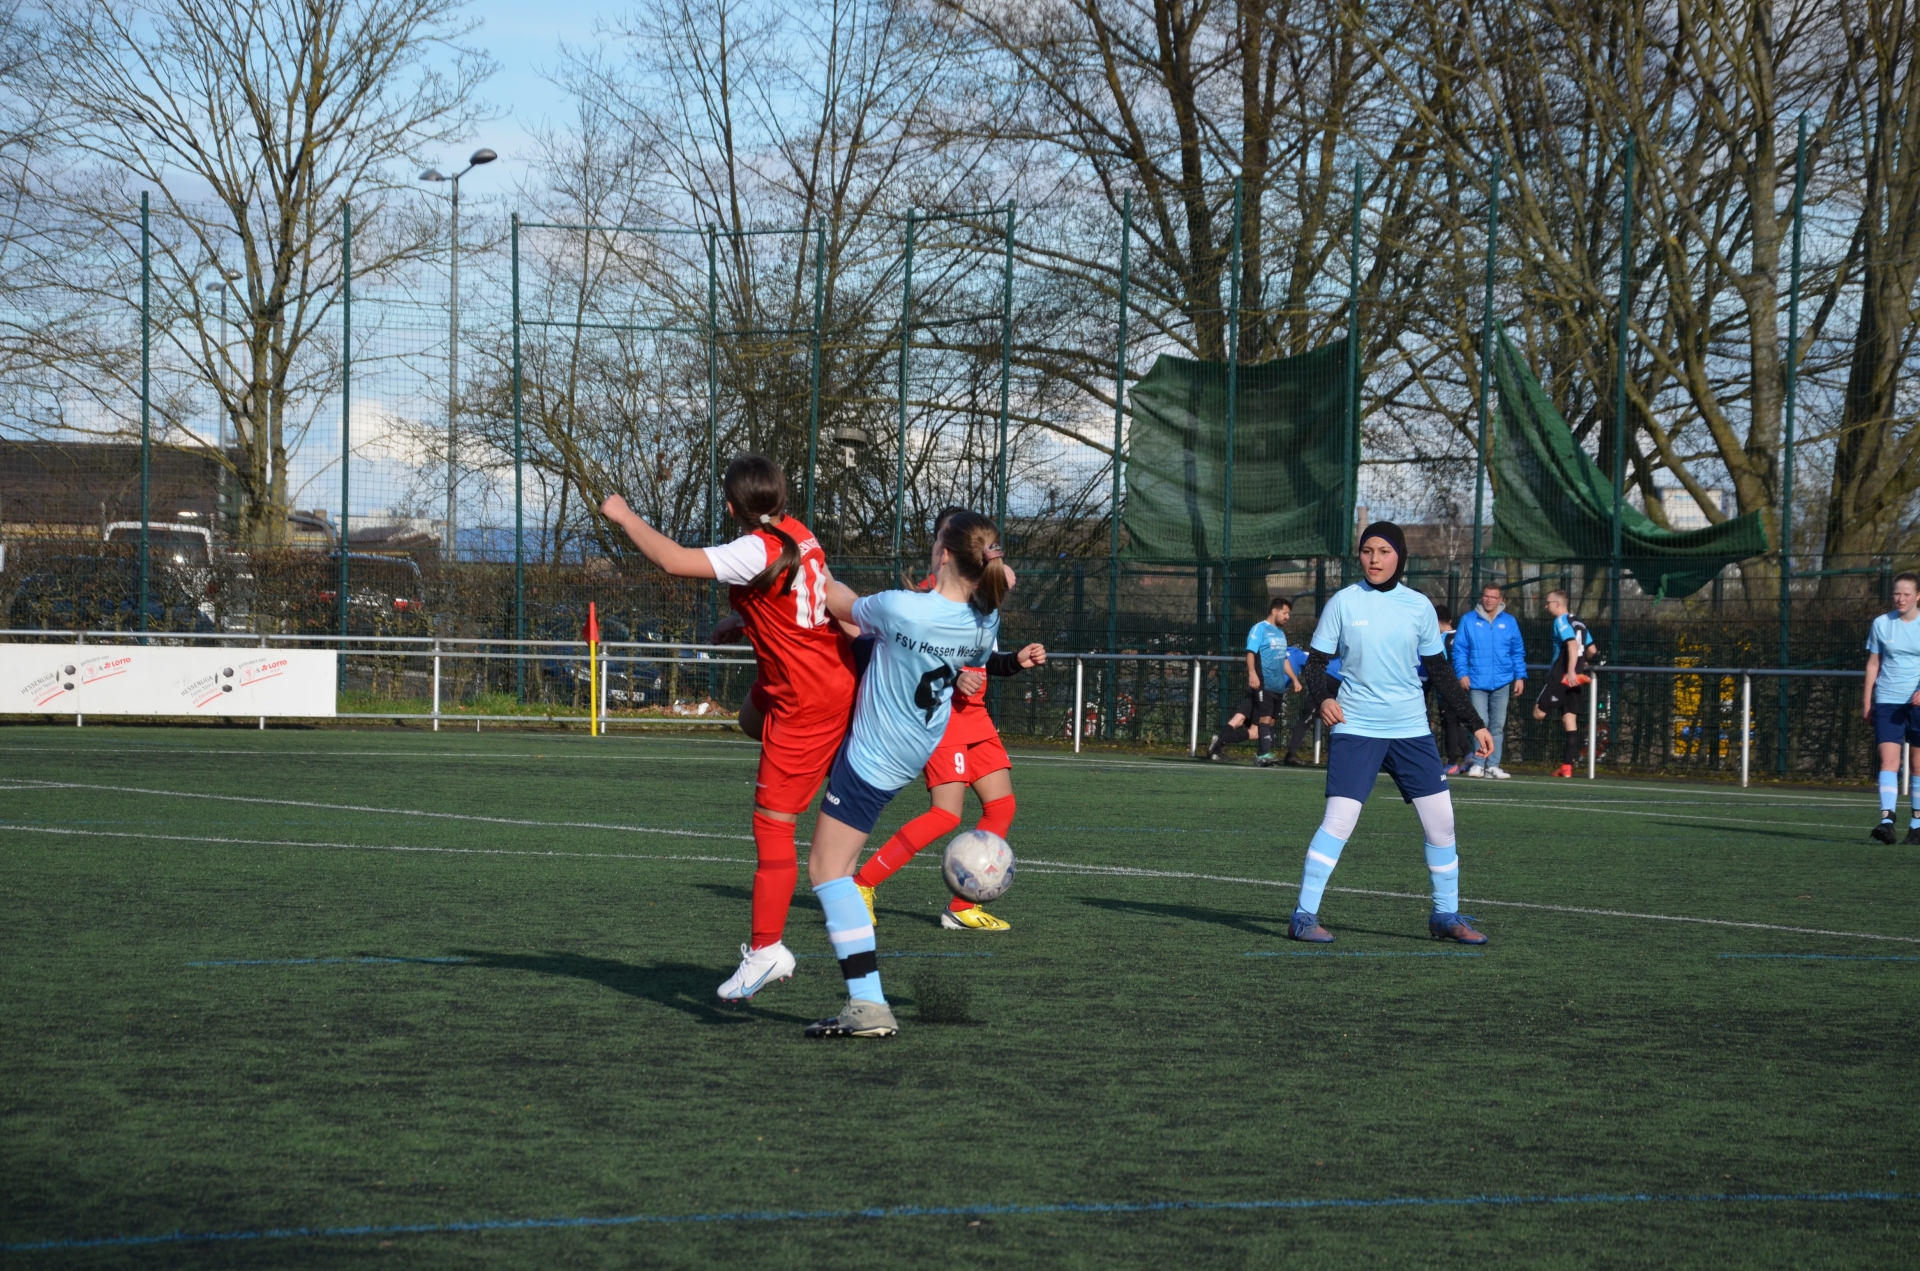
[717, 941, 796, 1001]
[1485, 765, 1512, 780]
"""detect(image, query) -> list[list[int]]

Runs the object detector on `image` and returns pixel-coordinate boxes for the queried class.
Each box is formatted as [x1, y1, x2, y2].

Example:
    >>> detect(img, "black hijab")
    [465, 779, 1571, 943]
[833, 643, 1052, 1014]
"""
[1357, 521, 1409, 590]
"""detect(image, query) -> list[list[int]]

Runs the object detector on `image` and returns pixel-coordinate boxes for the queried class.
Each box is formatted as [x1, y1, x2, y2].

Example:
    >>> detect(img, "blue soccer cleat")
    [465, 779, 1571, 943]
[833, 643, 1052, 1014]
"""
[1429, 912, 1488, 944]
[1289, 908, 1334, 943]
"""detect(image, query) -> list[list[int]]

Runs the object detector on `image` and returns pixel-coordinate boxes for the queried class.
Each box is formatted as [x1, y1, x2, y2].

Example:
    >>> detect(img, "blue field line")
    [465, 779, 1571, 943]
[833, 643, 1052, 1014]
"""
[185, 956, 474, 968]
[8, 1189, 1914, 1253]
[794, 952, 994, 959]
[1243, 950, 1484, 959]
[1718, 952, 1920, 964]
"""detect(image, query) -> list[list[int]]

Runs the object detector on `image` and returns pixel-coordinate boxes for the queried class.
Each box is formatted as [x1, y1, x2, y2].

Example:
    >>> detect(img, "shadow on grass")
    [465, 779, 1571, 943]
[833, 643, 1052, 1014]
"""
[692, 881, 821, 913]
[1078, 896, 1283, 936]
[449, 950, 813, 1026]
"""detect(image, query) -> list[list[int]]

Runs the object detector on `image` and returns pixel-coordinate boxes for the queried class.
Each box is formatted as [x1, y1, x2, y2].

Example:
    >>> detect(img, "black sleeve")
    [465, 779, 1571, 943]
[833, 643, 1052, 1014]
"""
[1423, 652, 1486, 732]
[1302, 649, 1333, 704]
[985, 650, 1023, 677]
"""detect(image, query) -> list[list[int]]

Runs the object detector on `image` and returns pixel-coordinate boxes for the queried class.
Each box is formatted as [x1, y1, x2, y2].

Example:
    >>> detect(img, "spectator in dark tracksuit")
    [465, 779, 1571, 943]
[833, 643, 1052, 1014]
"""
[1450, 583, 1527, 779]
[1424, 605, 1472, 774]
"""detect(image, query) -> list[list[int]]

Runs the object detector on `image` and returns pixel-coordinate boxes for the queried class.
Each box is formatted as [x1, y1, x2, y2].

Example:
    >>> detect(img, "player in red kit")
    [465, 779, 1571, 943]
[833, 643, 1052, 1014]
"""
[600, 454, 855, 1000]
[852, 507, 1045, 931]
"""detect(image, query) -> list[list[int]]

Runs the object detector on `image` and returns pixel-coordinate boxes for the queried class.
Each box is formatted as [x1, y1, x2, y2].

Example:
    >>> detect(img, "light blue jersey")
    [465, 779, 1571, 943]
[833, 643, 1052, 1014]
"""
[1867, 611, 1920, 706]
[1247, 620, 1292, 690]
[845, 590, 1000, 789]
[1309, 582, 1444, 738]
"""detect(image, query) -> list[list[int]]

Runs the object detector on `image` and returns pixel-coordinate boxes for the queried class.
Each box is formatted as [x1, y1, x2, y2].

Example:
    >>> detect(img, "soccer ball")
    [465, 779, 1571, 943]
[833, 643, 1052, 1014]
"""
[941, 829, 1015, 903]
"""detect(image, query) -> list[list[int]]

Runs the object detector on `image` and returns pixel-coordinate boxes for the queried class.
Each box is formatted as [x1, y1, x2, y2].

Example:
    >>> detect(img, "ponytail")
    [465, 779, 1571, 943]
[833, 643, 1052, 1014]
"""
[722, 454, 801, 595]
[937, 510, 1010, 615]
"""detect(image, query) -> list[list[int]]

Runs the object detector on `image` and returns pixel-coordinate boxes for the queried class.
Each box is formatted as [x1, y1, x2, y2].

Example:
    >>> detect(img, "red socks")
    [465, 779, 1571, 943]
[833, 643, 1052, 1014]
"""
[950, 795, 1016, 912]
[749, 813, 798, 950]
[854, 807, 961, 888]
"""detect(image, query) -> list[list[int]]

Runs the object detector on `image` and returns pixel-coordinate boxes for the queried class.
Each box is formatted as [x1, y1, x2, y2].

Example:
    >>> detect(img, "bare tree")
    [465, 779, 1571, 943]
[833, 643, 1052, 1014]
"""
[25, 0, 490, 544]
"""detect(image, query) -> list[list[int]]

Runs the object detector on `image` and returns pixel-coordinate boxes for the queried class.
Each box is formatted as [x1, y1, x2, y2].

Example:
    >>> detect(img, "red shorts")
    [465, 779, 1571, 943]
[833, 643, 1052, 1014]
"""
[754, 705, 851, 815]
[924, 731, 1011, 789]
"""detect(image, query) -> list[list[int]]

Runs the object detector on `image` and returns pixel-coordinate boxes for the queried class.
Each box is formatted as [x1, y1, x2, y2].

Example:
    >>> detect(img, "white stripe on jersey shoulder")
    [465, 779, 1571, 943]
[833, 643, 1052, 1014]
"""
[704, 533, 774, 586]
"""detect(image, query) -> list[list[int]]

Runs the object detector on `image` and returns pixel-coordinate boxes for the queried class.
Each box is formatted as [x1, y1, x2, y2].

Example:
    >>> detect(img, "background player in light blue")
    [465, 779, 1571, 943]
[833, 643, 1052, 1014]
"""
[804, 510, 1006, 1037]
[1288, 522, 1494, 945]
[1863, 572, 1920, 844]
[1208, 595, 1303, 765]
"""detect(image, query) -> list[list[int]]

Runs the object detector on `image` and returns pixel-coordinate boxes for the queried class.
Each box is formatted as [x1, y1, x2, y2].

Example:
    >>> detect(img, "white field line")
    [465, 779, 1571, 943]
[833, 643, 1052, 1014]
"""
[1007, 751, 1870, 804]
[0, 746, 759, 763]
[0, 823, 754, 865]
[3, 822, 1914, 947]
[1, 775, 1856, 841]
[2, 780, 754, 843]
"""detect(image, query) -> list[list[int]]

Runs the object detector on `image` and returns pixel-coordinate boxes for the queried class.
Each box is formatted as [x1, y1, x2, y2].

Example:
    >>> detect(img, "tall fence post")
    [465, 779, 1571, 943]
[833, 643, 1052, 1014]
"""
[1778, 115, 1808, 774]
[338, 204, 351, 688]
[1188, 658, 1202, 758]
[1472, 154, 1500, 602]
[1346, 168, 1363, 557]
[706, 227, 720, 635]
[1610, 136, 1635, 668]
[1220, 177, 1242, 703]
[995, 201, 1015, 528]
[805, 217, 826, 527]
[511, 212, 526, 701]
[1106, 192, 1131, 740]
[138, 191, 151, 635]
[893, 212, 915, 580]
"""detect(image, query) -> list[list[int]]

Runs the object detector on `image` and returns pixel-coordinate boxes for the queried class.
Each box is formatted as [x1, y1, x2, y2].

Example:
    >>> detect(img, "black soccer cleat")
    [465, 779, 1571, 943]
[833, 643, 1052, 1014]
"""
[1206, 734, 1224, 762]
[1873, 816, 1898, 845]
[1905, 825, 1920, 847]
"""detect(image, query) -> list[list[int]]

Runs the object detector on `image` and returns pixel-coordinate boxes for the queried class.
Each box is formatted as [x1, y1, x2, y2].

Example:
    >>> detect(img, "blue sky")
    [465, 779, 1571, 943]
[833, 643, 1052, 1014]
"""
[428, 0, 615, 198]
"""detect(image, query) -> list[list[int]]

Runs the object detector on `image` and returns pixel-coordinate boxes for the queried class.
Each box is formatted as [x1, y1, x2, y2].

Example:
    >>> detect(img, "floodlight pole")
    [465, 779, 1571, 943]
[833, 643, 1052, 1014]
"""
[1610, 137, 1635, 668]
[339, 204, 351, 681]
[139, 191, 151, 635]
[894, 212, 915, 578]
[1221, 176, 1242, 679]
[1472, 153, 1501, 602]
[1778, 116, 1808, 773]
[805, 217, 826, 527]
[995, 202, 1015, 528]
[511, 212, 526, 701]
[1107, 191, 1132, 738]
[419, 148, 495, 562]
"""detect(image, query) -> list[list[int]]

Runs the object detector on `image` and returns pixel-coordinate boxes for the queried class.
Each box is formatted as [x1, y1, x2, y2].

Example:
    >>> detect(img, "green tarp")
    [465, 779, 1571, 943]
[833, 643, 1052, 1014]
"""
[1121, 341, 1352, 563]
[1489, 323, 1769, 599]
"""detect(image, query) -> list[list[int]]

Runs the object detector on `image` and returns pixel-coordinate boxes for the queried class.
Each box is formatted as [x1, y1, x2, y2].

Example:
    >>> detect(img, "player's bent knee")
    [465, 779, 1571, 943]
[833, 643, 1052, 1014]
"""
[1411, 792, 1455, 845]
[1319, 796, 1363, 840]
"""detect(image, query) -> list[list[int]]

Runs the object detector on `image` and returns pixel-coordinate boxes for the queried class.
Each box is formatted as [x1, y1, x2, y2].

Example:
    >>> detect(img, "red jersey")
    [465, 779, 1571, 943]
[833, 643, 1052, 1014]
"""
[704, 517, 855, 721]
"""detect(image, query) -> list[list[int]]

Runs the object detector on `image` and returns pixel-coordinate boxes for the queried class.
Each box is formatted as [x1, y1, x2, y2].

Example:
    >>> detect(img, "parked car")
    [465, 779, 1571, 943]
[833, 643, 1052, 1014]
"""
[5, 553, 215, 633]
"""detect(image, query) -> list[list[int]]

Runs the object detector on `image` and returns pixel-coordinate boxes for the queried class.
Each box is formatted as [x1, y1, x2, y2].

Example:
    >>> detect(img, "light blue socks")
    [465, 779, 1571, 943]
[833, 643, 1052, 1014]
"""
[814, 876, 884, 1004]
[1297, 828, 1347, 914]
[1425, 842, 1460, 914]
[1881, 770, 1899, 816]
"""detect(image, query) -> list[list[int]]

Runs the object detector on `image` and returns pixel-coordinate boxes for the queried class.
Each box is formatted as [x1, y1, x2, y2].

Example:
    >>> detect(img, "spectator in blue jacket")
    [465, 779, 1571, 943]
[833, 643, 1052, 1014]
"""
[1450, 583, 1526, 778]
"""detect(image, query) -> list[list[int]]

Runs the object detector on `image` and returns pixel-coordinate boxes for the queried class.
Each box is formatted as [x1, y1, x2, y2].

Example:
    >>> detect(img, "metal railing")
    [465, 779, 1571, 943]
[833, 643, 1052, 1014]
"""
[0, 630, 1883, 784]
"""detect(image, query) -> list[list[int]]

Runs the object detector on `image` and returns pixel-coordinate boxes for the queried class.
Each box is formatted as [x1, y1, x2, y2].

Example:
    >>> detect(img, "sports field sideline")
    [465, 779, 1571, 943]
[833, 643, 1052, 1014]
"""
[2, 726, 1916, 1268]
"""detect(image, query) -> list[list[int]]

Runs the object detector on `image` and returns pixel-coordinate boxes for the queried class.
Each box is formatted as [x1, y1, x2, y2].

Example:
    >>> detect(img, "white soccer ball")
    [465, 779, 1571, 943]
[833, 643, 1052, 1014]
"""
[941, 829, 1015, 903]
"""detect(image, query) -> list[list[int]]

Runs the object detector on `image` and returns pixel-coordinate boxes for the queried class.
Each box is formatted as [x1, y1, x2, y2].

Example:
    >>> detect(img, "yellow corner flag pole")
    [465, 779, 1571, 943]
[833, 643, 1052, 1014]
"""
[586, 601, 600, 738]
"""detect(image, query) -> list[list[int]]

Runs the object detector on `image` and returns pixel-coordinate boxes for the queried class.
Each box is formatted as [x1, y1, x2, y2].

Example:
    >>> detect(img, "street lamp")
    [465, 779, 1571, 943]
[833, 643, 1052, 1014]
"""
[420, 146, 496, 560]
[204, 267, 242, 534]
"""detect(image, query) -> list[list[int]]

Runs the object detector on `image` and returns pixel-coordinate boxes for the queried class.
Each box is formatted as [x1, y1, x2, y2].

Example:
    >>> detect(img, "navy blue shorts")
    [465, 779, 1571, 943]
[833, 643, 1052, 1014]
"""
[1325, 732, 1450, 804]
[1873, 703, 1920, 746]
[820, 740, 905, 834]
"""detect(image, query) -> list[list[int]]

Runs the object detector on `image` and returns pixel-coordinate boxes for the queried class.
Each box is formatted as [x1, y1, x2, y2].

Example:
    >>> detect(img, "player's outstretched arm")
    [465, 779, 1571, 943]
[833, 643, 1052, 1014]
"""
[824, 578, 859, 623]
[600, 495, 716, 578]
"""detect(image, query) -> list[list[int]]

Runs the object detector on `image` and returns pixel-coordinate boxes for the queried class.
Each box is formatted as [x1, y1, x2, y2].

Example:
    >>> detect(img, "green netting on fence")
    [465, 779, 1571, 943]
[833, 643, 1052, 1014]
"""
[1120, 341, 1351, 564]
[1489, 322, 1769, 598]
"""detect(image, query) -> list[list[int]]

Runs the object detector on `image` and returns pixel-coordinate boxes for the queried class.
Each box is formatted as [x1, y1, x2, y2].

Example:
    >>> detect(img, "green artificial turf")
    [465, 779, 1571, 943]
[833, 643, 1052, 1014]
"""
[1, 726, 1916, 1268]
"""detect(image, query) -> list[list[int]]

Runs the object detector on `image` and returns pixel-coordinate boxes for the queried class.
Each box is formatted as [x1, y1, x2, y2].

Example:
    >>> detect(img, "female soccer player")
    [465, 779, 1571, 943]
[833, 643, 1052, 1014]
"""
[802, 510, 1007, 1038]
[849, 507, 1044, 932]
[1287, 522, 1495, 945]
[600, 455, 856, 1002]
[1862, 571, 1920, 844]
